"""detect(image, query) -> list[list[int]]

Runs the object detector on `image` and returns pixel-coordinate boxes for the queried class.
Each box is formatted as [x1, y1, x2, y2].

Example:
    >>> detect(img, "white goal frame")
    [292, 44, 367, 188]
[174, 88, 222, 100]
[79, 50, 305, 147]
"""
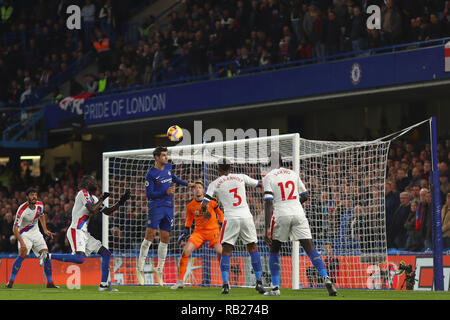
[102, 133, 302, 289]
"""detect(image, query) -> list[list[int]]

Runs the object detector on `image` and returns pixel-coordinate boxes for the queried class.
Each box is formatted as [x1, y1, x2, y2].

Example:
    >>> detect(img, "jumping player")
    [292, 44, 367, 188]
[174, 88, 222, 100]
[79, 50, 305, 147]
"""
[44, 175, 130, 291]
[137, 146, 195, 286]
[201, 159, 265, 295]
[6, 187, 58, 288]
[262, 151, 338, 296]
[171, 179, 224, 289]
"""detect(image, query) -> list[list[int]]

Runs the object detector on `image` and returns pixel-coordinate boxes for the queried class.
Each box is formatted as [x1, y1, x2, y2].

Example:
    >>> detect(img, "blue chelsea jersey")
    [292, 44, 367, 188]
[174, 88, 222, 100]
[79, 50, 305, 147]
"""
[145, 162, 188, 208]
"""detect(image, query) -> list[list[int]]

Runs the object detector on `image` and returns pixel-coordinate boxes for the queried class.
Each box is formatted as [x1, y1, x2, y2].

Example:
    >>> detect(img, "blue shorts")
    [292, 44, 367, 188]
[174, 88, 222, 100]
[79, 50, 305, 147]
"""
[147, 206, 173, 232]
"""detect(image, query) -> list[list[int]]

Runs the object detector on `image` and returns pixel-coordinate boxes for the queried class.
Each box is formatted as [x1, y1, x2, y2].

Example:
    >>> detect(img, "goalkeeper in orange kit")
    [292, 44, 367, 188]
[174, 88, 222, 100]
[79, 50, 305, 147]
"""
[171, 179, 223, 289]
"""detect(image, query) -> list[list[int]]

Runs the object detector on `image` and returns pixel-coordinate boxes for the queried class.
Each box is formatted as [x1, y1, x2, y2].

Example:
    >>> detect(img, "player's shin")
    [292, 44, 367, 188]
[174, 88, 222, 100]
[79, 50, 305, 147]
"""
[100, 249, 112, 285]
[44, 259, 54, 285]
[249, 250, 263, 281]
[220, 253, 230, 285]
[138, 239, 151, 270]
[269, 253, 280, 288]
[178, 253, 189, 282]
[156, 242, 168, 286]
[50, 253, 86, 264]
[307, 249, 328, 278]
[157, 242, 168, 270]
[8, 256, 24, 284]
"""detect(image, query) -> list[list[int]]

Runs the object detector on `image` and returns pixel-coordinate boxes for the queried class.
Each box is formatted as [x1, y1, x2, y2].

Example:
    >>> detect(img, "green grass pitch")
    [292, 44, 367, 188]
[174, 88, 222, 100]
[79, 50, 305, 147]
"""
[1, 284, 450, 300]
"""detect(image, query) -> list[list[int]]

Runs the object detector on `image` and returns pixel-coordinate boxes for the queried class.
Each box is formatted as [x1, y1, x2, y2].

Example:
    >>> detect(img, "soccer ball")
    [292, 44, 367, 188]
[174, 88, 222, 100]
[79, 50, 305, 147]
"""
[167, 125, 183, 142]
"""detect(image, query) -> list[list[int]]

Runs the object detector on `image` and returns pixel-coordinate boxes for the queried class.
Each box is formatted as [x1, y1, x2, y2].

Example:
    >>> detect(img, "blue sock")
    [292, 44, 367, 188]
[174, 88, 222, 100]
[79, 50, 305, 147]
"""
[249, 251, 262, 281]
[220, 254, 230, 284]
[269, 253, 280, 287]
[308, 249, 328, 278]
[100, 249, 111, 283]
[9, 256, 24, 283]
[50, 253, 85, 264]
[44, 259, 53, 284]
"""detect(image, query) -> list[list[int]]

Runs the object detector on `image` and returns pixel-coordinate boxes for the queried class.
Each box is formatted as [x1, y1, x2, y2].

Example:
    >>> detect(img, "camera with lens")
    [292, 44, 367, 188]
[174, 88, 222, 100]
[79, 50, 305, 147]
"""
[398, 262, 416, 290]
[398, 262, 413, 273]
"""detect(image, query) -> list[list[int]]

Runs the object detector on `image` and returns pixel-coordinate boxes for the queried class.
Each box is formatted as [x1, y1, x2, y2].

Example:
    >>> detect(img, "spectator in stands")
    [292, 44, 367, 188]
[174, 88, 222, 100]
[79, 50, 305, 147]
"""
[385, 180, 400, 228]
[387, 191, 410, 249]
[428, 13, 446, 40]
[421, 190, 433, 249]
[83, 74, 98, 93]
[351, 204, 370, 252]
[152, 42, 165, 79]
[441, 174, 450, 198]
[0, 212, 14, 252]
[350, 5, 366, 52]
[295, 38, 312, 59]
[99, 0, 116, 37]
[0, 0, 14, 29]
[311, 6, 326, 58]
[408, 167, 422, 187]
[92, 29, 112, 73]
[160, 59, 178, 82]
[442, 192, 450, 249]
[323, 10, 341, 56]
[81, 0, 95, 25]
[408, 17, 425, 42]
[380, 0, 403, 45]
[404, 200, 423, 251]
[395, 168, 410, 192]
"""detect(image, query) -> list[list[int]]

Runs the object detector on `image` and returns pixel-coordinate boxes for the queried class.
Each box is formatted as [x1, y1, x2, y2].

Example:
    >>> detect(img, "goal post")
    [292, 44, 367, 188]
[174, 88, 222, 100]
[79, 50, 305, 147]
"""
[102, 133, 304, 287]
[101, 122, 442, 290]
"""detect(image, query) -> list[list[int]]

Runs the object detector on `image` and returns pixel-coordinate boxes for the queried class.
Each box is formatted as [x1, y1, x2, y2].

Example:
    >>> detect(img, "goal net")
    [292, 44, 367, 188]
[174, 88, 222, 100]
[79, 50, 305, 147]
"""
[102, 133, 391, 289]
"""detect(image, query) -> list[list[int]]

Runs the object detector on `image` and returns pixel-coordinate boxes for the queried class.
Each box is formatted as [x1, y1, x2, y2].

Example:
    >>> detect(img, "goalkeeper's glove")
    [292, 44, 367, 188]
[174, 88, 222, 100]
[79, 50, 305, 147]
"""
[177, 228, 190, 244]
[100, 192, 111, 200]
[118, 190, 131, 206]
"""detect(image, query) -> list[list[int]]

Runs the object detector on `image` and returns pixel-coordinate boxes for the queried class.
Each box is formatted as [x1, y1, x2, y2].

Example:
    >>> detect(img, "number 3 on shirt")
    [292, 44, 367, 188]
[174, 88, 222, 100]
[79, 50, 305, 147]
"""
[229, 188, 242, 206]
[277, 181, 297, 201]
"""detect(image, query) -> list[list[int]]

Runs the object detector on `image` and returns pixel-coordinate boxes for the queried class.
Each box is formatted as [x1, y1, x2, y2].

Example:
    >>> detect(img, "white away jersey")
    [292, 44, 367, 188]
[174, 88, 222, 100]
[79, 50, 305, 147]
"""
[14, 201, 44, 234]
[263, 167, 308, 217]
[205, 173, 259, 219]
[70, 189, 100, 231]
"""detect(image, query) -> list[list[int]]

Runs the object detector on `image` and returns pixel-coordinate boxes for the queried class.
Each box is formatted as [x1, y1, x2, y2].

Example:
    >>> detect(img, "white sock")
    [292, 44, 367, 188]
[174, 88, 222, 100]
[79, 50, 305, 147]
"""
[139, 239, 152, 263]
[157, 242, 168, 270]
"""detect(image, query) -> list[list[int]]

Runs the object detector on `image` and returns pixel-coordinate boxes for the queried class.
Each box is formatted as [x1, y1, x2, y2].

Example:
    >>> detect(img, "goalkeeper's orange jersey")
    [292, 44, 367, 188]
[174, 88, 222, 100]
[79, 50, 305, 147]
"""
[185, 198, 224, 232]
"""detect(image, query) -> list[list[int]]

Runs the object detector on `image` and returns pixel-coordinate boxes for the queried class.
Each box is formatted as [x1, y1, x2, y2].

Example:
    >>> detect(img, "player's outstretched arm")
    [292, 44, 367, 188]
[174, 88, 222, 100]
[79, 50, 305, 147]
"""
[102, 190, 131, 216]
[86, 192, 110, 216]
[172, 174, 190, 187]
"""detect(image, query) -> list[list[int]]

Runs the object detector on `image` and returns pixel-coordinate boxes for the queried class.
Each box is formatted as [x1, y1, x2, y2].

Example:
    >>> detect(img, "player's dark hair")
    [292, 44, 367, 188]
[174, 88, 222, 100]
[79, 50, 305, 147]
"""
[218, 159, 231, 172]
[80, 175, 97, 192]
[153, 146, 168, 158]
[25, 187, 38, 195]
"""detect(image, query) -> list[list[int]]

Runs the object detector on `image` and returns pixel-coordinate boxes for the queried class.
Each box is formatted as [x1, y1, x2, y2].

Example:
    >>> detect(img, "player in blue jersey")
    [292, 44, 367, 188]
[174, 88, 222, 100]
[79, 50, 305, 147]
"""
[137, 146, 194, 286]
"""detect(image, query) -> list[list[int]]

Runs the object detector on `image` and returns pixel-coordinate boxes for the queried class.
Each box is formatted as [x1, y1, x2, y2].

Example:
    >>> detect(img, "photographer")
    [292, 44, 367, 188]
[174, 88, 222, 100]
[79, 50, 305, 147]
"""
[397, 262, 416, 290]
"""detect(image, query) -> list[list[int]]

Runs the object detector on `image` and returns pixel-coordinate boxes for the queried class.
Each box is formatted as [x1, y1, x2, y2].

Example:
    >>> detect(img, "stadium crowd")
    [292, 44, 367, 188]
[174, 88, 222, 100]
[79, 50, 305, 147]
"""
[0, 136, 449, 254]
[1, 0, 449, 141]
[69, 0, 450, 94]
[3, 0, 449, 108]
[0, 0, 143, 107]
